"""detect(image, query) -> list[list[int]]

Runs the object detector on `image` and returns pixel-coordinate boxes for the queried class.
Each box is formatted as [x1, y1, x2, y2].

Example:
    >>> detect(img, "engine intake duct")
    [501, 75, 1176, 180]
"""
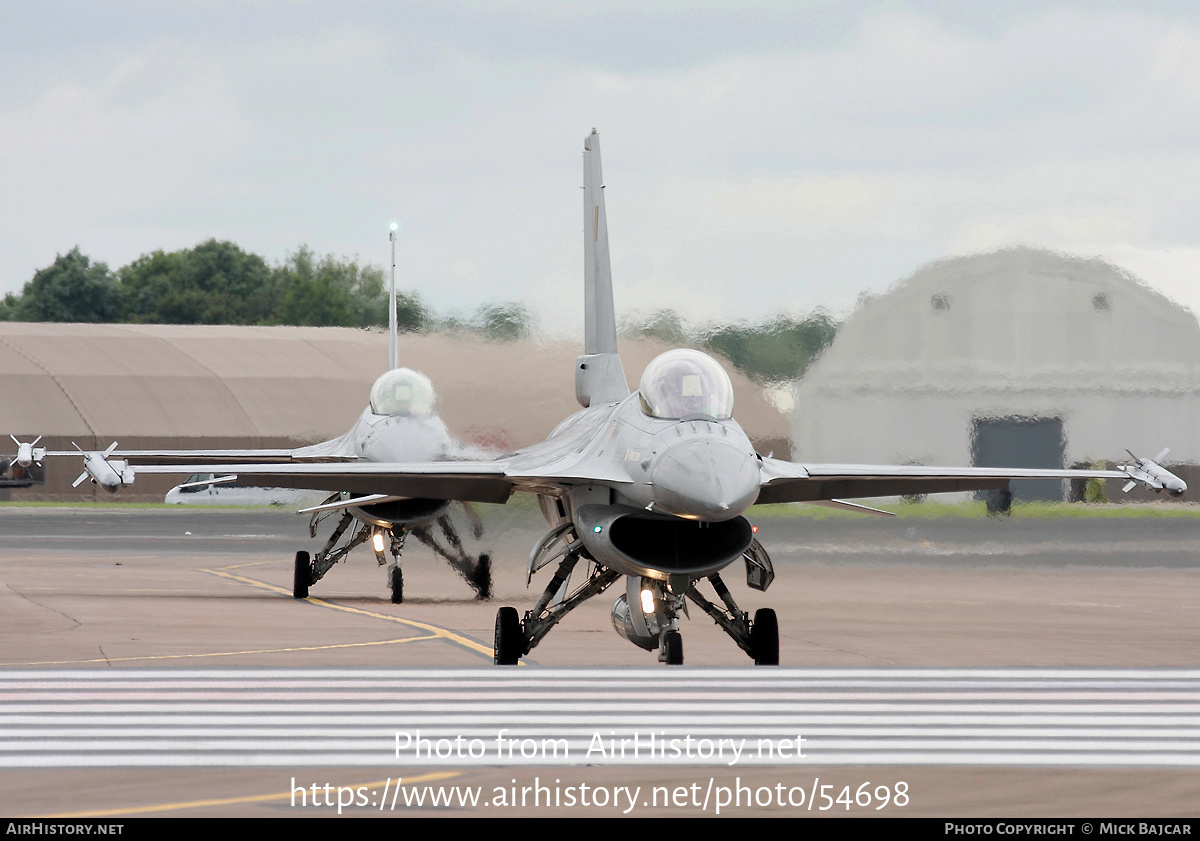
[574, 504, 753, 580]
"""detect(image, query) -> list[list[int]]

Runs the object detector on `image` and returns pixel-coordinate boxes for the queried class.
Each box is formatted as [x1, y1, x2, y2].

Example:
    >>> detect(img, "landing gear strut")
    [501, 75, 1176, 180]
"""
[686, 573, 779, 665]
[411, 514, 492, 600]
[299, 497, 491, 602]
[493, 534, 621, 665]
[493, 526, 780, 666]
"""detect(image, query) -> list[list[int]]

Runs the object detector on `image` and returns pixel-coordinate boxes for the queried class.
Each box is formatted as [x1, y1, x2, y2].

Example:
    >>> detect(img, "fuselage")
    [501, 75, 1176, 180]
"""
[351, 408, 455, 528]
[296, 402, 457, 530]
[513, 392, 761, 581]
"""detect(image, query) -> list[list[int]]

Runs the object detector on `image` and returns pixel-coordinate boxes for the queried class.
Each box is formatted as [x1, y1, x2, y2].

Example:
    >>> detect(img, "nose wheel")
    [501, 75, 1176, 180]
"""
[660, 630, 684, 665]
[389, 565, 404, 604]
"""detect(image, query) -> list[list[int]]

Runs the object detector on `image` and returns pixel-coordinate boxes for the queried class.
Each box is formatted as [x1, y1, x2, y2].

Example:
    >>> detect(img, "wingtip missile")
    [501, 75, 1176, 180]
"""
[1119, 448, 1187, 497]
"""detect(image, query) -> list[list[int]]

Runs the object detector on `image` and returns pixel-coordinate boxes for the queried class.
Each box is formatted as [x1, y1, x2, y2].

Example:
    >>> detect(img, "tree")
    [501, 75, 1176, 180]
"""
[394, 293, 428, 334]
[0, 293, 19, 321]
[472, 302, 533, 342]
[619, 309, 688, 344]
[120, 239, 275, 324]
[13, 247, 123, 323]
[701, 310, 837, 384]
[273, 246, 427, 330]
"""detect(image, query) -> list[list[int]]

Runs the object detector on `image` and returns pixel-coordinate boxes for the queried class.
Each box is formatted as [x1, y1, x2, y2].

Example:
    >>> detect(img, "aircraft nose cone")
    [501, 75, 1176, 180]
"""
[650, 439, 760, 521]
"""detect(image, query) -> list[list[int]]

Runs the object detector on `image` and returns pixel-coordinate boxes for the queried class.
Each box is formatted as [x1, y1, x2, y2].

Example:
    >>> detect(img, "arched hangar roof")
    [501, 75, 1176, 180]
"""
[804, 248, 1200, 398]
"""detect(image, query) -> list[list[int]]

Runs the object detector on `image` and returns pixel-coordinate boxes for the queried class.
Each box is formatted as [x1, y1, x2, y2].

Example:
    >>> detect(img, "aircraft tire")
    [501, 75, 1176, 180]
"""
[751, 608, 779, 666]
[663, 630, 684, 666]
[390, 566, 403, 604]
[494, 606, 522, 665]
[293, 551, 310, 599]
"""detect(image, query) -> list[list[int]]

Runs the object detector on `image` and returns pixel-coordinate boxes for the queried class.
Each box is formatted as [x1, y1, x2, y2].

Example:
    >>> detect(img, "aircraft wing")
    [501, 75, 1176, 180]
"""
[27, 425, 360, 466]
[47, 448, 306, 463]
[131, 454, 639, 504]
[756, 456, 1166, 504]
[131, 461, 516, 504]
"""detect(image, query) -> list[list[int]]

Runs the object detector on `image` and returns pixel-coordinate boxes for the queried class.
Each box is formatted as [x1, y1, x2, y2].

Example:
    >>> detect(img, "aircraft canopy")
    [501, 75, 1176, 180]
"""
[638, 349, 734, 420]
[369, 368, 436, 417]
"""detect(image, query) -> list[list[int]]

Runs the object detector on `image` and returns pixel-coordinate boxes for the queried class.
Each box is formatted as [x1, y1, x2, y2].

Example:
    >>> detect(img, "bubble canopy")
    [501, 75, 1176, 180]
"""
[369, 368, 436, 417]
[638, 349, 735, 420]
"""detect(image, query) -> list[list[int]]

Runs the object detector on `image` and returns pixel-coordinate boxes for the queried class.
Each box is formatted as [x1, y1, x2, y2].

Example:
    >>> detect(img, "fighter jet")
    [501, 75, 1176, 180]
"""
[280, 365, 494, 604]
[12, 319, 492, 605]
[17, 130, 1185, 665]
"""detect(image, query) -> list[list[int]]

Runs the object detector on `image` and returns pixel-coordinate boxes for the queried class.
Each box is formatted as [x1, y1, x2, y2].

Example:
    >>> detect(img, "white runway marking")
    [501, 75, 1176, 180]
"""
[1, 668, 1198, 767]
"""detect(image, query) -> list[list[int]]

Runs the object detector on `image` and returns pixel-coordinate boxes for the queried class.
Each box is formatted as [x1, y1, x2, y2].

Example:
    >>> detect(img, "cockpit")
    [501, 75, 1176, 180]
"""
[638, 349, 735, 420]
[368, 368, 436, 417]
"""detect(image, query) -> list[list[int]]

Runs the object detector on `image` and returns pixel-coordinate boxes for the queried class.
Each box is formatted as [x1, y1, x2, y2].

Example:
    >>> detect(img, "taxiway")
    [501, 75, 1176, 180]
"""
[1, 505, 1198, 816]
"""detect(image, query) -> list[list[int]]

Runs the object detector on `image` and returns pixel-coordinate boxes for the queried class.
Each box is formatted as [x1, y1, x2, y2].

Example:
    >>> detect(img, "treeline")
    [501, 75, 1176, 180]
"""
[1, 241, 838, 380]
[621, 308, 837, 385]
[0, 241, 431, 332]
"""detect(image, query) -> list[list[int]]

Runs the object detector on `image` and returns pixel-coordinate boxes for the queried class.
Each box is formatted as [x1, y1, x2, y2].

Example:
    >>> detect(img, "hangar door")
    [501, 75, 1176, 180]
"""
[971, 416, 1066, 502]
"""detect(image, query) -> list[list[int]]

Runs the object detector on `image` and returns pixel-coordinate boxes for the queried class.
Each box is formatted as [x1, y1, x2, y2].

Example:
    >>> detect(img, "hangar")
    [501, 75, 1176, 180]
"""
[791, 248, 1200, 501]
[0, 323, 788, 501]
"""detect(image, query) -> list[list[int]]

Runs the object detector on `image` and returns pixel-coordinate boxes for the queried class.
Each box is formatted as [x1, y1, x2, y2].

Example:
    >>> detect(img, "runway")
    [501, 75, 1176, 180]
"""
[1, 505, 1199, 815]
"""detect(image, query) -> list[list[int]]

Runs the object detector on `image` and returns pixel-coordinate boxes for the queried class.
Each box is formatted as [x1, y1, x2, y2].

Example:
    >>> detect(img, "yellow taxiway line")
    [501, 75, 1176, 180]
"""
[202, 567, 503, 660]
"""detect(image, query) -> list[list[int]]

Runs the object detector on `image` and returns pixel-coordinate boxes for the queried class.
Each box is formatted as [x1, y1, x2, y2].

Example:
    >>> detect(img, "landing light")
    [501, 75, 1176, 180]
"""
[639, 588, 656, 615]
[372, 531, 386, 553]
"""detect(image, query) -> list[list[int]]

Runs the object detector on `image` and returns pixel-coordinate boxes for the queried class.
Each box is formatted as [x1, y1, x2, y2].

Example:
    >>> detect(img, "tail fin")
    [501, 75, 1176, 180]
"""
[576, 129, 630, 408]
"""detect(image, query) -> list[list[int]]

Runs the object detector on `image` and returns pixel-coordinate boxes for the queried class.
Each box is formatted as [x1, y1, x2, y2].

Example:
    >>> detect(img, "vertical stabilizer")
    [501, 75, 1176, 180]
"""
[576, 129, 630, 407]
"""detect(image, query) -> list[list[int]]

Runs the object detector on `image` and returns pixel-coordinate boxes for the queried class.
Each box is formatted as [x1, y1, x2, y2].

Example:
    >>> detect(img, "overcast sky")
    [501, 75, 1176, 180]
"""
[3, 1, 1199, 335]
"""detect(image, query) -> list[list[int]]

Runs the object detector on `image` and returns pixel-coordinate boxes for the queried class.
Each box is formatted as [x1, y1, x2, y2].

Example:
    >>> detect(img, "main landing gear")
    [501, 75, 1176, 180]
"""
[293, 551, 310, 600]
[493, 536, 621, 665]
[293, 498, 491, 603]
[685, 574, 779, 666]
[492, 531, 779, 667]
[494, 606, 523, 665]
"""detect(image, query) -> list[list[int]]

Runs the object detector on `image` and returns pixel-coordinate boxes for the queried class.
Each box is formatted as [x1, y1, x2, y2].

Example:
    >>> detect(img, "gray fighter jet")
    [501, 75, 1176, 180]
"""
[20, 130, 1185, 665]
[12, 328, 492, 605]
